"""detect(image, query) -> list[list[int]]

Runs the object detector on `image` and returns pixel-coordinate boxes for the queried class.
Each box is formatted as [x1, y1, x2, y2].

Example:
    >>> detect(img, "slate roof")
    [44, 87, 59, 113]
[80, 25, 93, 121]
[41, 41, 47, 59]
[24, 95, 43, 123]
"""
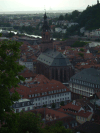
[69, 68, 100, 85]
[37, 49, 71, 66]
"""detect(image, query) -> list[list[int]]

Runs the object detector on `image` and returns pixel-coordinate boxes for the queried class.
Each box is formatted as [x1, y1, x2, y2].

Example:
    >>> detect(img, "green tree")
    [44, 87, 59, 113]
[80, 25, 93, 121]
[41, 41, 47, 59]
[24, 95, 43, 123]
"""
[78, 52, 84, 58]
[43, 105, 47, 107]
[43, 121, 73, 133]
[7, 31, 15, 38]
[80, 48, 84, 52]
[18, 112, 43, 133]
[58, 15, 64, 20]
[52, 103, 56, 108]
[60, 101, 65, 106]
[0, 38, 25, 132]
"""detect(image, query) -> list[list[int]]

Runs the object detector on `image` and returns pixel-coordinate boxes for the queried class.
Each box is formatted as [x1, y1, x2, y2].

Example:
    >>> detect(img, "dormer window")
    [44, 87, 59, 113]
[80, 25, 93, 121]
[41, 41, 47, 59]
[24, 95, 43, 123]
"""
[16, 104, 19, 107]
[42, 92, 44, 95]
[32, 94, 34, 97]
[45, 92, 47, 95]
[29, 95, 31, 98]
[22, 103, 24, 106]
[35, 94, 37, 97]
[38, 93, 40, 96]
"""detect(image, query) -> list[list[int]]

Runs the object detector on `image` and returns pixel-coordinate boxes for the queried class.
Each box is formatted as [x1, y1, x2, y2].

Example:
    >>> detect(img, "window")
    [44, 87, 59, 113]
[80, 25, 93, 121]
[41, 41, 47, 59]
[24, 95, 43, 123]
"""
[45, 92, 47, 95]
[38, 98, 40, 101]
[54, 90, 56, 93]
[62, 89, 64, 92]
[59, 89, 61, 92]
[45, 97, 47, 99]
[16, 104, 19, 107]
[42, 92, 44, 95]
[38, 93, 40, 96]
[96, 85, 97, 88]
[62, 93, 64, 96]
[75, 123, 77, 126]
[57, 90, 59, 93]
[43, 97, 44, 100]
[29, 95, 31, 98]
[35, 94, 37, 97]
[72, 123, 74, 127]
[65, 88, 66, 91]
[32, 94, 34, 97]
[67, 125, 69, 128]
[27, 102, 30, 105]
[22, 103, 24, 106]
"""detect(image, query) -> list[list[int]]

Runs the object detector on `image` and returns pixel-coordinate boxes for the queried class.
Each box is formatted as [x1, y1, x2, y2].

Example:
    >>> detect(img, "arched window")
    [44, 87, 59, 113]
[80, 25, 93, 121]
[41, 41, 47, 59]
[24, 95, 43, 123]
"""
[64, 69, 66, 81]
[55, 69, 58, 80]
[60, 69, 63, 82]
[52, 68, 54, 79]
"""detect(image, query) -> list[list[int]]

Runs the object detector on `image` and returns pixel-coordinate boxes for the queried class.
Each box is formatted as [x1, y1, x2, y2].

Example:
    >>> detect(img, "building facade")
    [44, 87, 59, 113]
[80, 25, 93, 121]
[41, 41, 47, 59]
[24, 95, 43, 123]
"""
[69, 68, 100, 100]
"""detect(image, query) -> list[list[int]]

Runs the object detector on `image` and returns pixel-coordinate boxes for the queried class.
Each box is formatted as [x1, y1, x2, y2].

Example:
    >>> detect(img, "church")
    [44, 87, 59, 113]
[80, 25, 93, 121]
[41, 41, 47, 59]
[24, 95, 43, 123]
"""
[36, 12, 75, 82]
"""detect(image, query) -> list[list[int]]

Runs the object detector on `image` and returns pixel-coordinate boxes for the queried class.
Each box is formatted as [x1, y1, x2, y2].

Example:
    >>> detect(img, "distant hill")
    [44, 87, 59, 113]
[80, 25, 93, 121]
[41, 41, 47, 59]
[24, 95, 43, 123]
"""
[76, 3, 100, 30]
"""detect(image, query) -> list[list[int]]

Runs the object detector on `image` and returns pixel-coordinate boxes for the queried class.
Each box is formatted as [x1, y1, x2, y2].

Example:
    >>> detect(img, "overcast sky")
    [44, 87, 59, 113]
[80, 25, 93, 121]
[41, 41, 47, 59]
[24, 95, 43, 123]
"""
[0, 0, 98, 12]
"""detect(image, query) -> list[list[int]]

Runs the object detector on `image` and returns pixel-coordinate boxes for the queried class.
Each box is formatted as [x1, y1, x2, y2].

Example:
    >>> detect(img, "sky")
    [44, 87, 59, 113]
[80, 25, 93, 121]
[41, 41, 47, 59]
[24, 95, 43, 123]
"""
[0, 0, 98, 12]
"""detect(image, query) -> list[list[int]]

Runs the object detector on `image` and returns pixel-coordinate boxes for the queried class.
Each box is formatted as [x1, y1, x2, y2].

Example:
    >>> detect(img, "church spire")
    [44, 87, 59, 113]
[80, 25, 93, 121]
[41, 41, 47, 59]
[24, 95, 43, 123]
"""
[97, 0, 99, 4]
[42, 12, 50, 32]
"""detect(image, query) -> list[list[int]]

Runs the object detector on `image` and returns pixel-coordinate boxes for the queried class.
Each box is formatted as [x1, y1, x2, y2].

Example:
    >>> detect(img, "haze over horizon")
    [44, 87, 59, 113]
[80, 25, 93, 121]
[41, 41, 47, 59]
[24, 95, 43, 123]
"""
[0, 0, 98, 13]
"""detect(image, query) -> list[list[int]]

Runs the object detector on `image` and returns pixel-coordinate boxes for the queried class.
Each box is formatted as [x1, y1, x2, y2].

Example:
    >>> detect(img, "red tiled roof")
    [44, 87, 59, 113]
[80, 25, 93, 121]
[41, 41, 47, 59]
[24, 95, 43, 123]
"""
[10, 75, 70, 99]
[61, 102, 81, 111]
[30, 108, 68, 119]
[76, 110, 92, 118]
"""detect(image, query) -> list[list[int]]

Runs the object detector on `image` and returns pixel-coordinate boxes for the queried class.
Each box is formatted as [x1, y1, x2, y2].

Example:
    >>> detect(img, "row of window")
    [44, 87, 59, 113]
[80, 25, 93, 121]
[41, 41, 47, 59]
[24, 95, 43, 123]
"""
[71, 79, 100, 88]
[29, 89, 67, 98]
[65, 122, 77, 128]
[34, 96, 69, 102]
[77, 116, 87, 121]
[73, 84, 93, 92]
[16, 101, 31, 107]
[15, 97, 69, 107]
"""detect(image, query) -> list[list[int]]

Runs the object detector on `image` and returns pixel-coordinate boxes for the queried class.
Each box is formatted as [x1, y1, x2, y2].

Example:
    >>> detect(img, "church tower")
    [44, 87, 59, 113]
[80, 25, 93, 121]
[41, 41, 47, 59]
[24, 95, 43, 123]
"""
[97, 0, 99, 4]
[40, 12, 53, 52]
[42, 12, 51, 43]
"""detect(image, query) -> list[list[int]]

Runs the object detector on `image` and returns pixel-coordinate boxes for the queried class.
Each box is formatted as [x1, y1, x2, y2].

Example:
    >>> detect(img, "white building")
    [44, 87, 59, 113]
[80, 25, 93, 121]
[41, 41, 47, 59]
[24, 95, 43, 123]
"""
[95, 29, 100, 37]
[62, 29, 67, 33]
[69, 68, 100, 97]
[19, 59, 34, 72]
[80, 27, 85, 33]
[10, 80, 71, 113]
[11, 98, 34, 113]
[55, 27, 62, 33]
[67, 23, 79, 28]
